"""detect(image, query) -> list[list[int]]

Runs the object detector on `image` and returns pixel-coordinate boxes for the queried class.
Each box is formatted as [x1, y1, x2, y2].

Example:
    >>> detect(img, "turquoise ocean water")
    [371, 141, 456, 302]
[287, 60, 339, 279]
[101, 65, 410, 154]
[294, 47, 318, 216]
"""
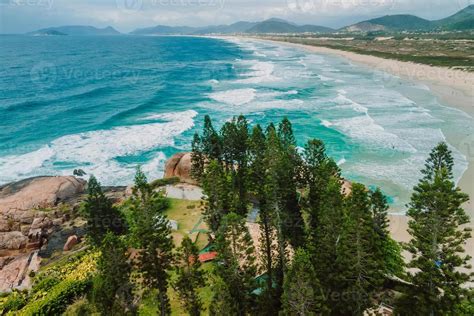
[1, 35, 473, 211]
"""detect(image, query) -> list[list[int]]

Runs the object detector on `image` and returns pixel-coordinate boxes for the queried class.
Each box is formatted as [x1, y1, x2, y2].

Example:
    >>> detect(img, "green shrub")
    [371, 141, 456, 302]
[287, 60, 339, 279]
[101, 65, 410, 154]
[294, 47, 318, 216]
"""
[17, 279, 91, 316]
[31, 277, 60, 296]
[150, 177, 180, 189]
[0, 291, 27, 314]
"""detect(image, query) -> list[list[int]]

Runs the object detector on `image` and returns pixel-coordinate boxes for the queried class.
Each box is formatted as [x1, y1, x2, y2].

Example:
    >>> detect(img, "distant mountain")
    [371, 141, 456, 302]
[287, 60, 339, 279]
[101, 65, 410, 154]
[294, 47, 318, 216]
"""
[247, 19, 333, 34]
[31, 29, 67, 36]
[342, 5, 474, 32]
[130, 25, 197, 35]
[434, 5, 474, 30]
[130, 19, 333, 35]
[29, 26, 121, 36]
[193, 22, 258, 34]
[341, 15, 432, 32]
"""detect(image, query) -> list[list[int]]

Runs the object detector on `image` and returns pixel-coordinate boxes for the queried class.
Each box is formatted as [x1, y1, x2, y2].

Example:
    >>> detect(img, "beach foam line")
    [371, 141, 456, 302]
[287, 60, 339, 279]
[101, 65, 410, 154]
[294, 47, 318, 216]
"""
[0, 110, 198, 185]
[209, 88, 256, 106]
[235, 60, 280, 84]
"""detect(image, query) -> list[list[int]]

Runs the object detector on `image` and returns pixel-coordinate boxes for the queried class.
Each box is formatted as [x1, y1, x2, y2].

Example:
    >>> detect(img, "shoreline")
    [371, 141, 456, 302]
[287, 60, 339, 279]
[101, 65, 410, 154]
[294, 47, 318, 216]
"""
[232, 36, 474, 270]
[238, 37, 474, 213]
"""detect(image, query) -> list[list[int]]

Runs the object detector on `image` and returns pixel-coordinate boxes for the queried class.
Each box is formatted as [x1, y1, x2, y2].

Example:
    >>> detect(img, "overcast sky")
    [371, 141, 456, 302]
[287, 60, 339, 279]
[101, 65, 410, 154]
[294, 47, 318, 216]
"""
[0, 0, 472, 33]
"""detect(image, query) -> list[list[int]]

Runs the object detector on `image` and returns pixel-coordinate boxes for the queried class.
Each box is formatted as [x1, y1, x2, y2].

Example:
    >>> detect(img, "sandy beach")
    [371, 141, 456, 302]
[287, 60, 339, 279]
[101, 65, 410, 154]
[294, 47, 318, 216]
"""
[242, 37, 474, 270]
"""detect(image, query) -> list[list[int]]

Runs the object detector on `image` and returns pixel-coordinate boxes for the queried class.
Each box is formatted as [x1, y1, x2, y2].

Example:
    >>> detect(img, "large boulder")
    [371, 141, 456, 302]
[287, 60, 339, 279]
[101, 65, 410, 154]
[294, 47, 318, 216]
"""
[0, 231, 28, 250]
[164, 152, 197, 185]
[0, 176, 85, 214]
[63, 235, 78, 251]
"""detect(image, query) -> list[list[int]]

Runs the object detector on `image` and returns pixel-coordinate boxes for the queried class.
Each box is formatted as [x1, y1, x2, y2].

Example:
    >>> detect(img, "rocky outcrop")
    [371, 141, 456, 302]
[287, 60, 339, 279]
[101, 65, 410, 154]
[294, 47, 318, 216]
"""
[164, 152, 197, 185]
[0, 176, 85, 213]
[0, 176, 86, 292]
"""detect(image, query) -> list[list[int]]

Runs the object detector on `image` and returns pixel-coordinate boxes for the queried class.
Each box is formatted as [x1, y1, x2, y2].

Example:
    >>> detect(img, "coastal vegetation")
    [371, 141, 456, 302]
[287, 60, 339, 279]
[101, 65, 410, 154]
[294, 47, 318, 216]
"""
[258, 34, 474, 71]
[1, 116, 472, 315]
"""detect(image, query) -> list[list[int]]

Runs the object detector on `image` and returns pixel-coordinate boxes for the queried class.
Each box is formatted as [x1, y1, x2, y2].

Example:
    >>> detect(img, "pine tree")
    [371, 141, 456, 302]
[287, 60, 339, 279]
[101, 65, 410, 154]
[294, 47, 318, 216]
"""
[130, 168, 174, 316]
[173, 236, 206, 316]
[91, 232, 133, 315]
[332, 183, 383, 315]
[264, 124, 289, 301]
[211, 213, 257, 316]
[370, 188, 404, 277]
[191, 132, 205, 182]
[303, 139, 340, 241]
[277, 117, 296, 149]
[220, 115, 250, 216]
[249, 125, 280, 314]
[83, 175, 126, 247]
[202, 115, 221, 160]
[202, 160, 232, 233]
[396, 143, 472, 315]
[422, 142, 454, 181]
[310, 177, 345, 306]
[274, 119, 305, 248]
[281, 249, 327, 316]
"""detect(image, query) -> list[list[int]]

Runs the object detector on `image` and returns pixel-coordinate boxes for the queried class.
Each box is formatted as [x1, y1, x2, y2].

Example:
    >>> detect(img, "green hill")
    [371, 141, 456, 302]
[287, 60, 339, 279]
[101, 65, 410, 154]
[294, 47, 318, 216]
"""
[434, 5, 474, 30]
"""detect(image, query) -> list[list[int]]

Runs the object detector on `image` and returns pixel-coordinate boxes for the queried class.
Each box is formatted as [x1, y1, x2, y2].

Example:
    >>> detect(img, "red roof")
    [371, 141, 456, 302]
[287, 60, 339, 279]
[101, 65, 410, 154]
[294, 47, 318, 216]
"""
[199, 251, 217, 262]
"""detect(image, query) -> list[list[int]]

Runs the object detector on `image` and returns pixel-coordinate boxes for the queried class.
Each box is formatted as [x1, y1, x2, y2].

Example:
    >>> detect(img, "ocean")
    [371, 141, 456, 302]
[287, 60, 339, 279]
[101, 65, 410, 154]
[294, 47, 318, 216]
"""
[1, 35, 472, 211]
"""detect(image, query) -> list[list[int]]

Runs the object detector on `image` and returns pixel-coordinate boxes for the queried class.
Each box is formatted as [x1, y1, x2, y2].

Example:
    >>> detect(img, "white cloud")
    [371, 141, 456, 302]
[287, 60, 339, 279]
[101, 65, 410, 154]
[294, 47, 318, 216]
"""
[0, 0, 470, 33]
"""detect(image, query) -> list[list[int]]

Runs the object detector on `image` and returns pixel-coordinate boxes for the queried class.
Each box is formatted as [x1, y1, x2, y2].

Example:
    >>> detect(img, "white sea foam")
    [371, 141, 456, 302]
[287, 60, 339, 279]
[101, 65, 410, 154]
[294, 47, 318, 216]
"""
[0, 110, 198, 185]
[236, 61, 280, 84]
[332, 115, 417, 153]
[333, 93, 369, 114]
[209, 88, 256, 106]
[337, 158, 346, 166]
[321, 120, 333, 127]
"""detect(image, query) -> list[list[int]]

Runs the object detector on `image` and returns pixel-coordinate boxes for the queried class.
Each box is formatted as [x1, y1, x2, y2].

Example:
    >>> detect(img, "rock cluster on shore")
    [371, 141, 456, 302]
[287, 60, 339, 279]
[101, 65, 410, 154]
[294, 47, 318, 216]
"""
[0, 176, 86, 292]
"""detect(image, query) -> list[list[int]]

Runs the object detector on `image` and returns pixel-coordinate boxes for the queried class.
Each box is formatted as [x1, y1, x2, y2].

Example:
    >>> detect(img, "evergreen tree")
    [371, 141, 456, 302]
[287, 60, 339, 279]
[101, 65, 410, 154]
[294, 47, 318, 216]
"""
[202, 160, 232, 233]
[274, 119, 305, 248]
[310, 177, 345, 306]
[220, 115, 250, 216]
[277, 117, 296, 149]
[303, 139, 340, 242]
[264, 124, 289, 301]
[211, 213, 257, 316]
[202, 115, 221, 160]
[370, 188, 404, 277]
[396, 143, 472, 315]
[129, 168, 174, 316]
[281, 249, 327, 316]
[332, 183, 383, 315]
[83, 175, 126, 247]
[191, 132, 205, 182]
[173, 236, 206, 316]
[91, 232, 133, 315]
[249, 125, 280, 314]
[422, 142, 454, 181]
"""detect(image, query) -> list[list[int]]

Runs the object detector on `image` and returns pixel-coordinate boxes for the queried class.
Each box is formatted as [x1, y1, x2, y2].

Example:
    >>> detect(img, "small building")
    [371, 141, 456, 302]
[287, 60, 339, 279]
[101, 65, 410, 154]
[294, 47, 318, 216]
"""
[199, 251, 218, 263]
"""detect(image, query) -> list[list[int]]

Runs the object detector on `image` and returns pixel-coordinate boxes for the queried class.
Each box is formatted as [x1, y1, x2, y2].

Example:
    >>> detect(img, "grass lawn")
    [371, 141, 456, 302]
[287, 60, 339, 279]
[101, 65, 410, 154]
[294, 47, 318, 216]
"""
[165, 198, 209, 250]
